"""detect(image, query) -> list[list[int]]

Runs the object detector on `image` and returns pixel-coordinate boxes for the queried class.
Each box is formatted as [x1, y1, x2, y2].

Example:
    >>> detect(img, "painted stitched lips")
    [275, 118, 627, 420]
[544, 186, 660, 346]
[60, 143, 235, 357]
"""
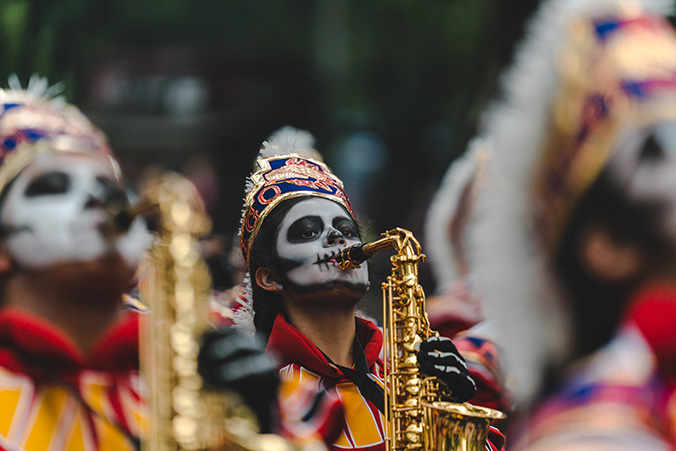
[313, 250, 339, 271]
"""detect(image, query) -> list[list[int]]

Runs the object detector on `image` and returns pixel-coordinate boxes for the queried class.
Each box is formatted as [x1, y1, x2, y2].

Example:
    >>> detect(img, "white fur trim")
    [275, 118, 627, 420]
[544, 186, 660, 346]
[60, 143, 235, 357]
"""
[231, 272, 256, 333]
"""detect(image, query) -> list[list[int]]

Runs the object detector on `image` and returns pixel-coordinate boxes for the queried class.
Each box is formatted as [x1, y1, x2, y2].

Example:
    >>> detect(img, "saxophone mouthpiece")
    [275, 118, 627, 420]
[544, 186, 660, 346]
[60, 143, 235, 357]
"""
[338, 235, 400, 270]
[337, 243, 369, 270]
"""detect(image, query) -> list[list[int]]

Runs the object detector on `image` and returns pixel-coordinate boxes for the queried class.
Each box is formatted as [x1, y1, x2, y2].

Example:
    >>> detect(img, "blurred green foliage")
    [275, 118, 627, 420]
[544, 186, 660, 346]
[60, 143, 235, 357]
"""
[0, 0, 542, 295]
[0, 0, 539, 238]
[0, 0, 491, 116]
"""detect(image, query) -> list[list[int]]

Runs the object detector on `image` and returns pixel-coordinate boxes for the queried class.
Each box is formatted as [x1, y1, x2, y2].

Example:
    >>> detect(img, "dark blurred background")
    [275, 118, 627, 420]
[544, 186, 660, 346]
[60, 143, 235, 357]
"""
[0, 0, 540, 308]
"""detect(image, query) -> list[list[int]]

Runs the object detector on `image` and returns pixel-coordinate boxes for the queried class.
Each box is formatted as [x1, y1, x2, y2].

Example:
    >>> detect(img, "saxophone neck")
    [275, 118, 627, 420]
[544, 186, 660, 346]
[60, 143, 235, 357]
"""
[337, 228, 425, 270]
[336, 236, 396, 270]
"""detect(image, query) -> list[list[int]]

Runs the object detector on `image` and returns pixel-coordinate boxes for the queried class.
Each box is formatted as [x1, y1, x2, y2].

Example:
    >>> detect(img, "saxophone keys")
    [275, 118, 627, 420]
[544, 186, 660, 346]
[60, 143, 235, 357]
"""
[403, 355, 418, 366]
[405, 377, 421, 395]
[402, 274, 417, 287]
[402, 330, 422, 352]
[404, 423, 424, 445]
[404, 398, 419, 408]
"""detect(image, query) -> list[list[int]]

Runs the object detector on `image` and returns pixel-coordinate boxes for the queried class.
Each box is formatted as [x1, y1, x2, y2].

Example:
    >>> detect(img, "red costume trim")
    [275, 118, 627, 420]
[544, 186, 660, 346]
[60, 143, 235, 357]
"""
[0, 307, 139, 381]
[626, 283, 676, 382]
[266, 314, 383, 380]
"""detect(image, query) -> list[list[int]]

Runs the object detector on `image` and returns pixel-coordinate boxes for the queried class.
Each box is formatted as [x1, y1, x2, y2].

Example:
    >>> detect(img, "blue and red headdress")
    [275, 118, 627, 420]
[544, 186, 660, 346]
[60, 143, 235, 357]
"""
[0, 75, 116, 196]
[534, 9, 676, 251]
[233, 128, 354, 332]
[239, 129, 354, 267]
[469, 0, 676, 404]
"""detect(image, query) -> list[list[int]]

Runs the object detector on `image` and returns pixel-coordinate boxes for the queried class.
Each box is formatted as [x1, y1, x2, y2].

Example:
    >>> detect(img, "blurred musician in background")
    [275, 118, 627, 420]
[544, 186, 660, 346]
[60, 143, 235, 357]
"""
[423, 140, 512, 414]
[0, 76, 150, 451]
[470, 0, 676, 448]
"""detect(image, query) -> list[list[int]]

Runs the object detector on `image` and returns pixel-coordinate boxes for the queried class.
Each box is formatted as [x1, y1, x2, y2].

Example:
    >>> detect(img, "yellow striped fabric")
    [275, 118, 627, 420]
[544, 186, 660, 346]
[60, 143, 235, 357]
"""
[278, 364, 386, 450]
[0, 366, 146, 451]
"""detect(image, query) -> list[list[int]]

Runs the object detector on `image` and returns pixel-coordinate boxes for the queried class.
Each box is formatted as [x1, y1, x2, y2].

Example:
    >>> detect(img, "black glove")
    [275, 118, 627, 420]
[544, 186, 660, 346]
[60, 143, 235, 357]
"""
[417, 336, 477, 403]
[198, 328, 280, 433]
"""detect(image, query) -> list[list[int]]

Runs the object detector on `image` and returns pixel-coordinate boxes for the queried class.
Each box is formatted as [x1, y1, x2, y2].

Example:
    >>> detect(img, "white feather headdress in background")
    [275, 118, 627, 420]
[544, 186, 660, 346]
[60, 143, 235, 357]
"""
[424, 138, 491, 290]
[469, 0, 675, 406]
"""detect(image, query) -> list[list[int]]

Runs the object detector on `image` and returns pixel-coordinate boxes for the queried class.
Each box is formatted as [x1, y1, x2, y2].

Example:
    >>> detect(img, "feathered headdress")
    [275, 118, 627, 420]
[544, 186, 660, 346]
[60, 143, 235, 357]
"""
[233, 126, 353, 332]
[0, 74, 116, 195]
[424, 138, 491, 289]
[470, 0, 676, 405]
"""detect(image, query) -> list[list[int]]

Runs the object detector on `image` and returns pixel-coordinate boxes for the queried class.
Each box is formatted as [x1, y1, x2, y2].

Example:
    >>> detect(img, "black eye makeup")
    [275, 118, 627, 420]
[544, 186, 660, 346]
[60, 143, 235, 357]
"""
[334, 217, 359, 239]
[287, 216, 324, 243]
[639, 135, 666, 162]
[646, 122, 676, 162]
[25, 172, 70, 197]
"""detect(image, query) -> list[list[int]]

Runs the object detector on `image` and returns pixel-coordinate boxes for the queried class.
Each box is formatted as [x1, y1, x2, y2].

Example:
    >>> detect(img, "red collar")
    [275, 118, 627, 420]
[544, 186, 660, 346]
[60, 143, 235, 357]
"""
[0, 307, 140, 377]
[266, 314, 382, 380]
[626, 283, 676, 381]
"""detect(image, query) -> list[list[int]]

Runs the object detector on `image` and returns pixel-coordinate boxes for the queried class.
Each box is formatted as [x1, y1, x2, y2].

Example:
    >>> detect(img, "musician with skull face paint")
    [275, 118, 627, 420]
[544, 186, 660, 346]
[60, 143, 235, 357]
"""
[0, 78, 150, 451]
[211, 128, 490, 450]
[271, 196, 368, 302]
[469, 0, 676, 448]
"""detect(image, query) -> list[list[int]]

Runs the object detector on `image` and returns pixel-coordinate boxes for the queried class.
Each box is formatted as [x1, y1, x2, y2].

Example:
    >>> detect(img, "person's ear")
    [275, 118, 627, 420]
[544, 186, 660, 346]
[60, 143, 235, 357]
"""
[0, 254, 10, 275]
[255, 267, 280, 293]
[578, 226, 644, 282]
[0, 239, 13, 275]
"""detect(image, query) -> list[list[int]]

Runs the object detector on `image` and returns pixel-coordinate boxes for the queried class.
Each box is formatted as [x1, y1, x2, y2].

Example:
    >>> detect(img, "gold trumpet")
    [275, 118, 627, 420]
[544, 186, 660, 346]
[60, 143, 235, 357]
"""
[338, 228, 505, 451]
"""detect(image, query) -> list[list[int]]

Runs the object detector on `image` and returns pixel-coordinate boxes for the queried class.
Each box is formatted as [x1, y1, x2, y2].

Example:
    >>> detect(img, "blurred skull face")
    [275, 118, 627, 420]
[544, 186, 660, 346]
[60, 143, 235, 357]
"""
[275, 197, 369, 293]
[0, 153, 150, 269]
[608, 121, 676, 245]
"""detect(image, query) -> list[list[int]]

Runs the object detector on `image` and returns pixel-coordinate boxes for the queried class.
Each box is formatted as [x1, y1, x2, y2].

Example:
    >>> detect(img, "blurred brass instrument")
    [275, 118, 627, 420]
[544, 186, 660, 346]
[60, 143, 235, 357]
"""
[122, 173, 293, 451]
[135, 173, 213, 450]
[338, 228, 505, 451]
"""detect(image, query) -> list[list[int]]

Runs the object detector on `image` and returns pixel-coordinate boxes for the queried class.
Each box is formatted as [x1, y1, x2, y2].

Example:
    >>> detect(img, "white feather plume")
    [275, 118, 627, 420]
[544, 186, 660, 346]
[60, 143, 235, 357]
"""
[469, 0, 674, 407]
[2, 74, 65, 106]
[424, 139, 487, 289]
[260, 126, 318, 159]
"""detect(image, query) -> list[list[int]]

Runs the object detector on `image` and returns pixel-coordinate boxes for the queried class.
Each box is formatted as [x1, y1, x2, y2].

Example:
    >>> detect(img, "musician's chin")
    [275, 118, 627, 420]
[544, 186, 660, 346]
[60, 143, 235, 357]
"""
[282, 279, 369, 306]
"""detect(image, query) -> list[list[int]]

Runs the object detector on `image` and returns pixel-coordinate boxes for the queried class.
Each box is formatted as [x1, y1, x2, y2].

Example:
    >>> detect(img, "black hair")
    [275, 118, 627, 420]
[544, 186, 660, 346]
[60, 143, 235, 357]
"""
[248, 196, 308, 340]
[554, 136, 676, 359]
[0, 177, 16, 239]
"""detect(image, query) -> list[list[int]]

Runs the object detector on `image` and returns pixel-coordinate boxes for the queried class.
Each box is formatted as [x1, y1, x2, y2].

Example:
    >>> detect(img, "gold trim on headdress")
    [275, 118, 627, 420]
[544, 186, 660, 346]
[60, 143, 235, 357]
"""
[0, 80, 115, 195]
[240, 153, 353, 266]
[534, 14, 676, 252]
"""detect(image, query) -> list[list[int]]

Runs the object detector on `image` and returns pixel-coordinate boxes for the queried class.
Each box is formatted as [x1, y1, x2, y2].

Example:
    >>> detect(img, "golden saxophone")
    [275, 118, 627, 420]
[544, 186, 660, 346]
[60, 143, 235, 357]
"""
[109, 173, 293, 451]
[338, 228, 505, 451]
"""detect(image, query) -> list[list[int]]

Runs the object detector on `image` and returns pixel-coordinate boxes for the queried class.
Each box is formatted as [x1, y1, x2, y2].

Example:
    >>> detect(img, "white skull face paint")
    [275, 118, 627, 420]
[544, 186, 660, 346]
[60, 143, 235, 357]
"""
[0, 153, 151, 269]
[275, 197, 369, 291]
[609, 121, 676, 244]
